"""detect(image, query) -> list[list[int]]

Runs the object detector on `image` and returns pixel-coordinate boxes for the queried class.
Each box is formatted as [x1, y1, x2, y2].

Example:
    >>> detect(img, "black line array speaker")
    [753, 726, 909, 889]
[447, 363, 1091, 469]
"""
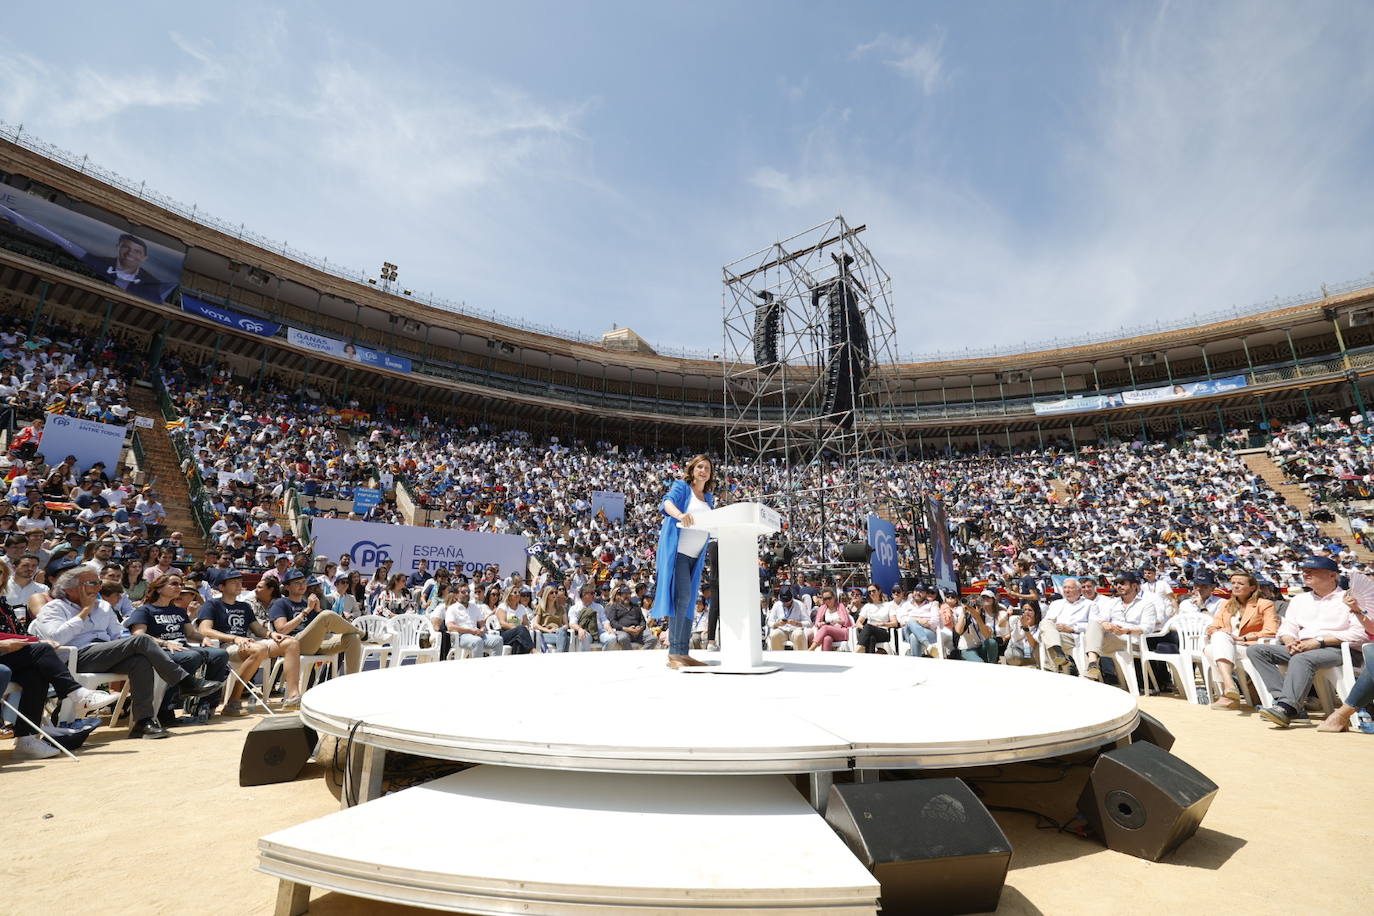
[825, 778, 1011, 915]
[752, 295, 782, 366]
[1130, 710, 1176, 752]
[1077, 740, 1218, 861]
[239, 714, 318, 787]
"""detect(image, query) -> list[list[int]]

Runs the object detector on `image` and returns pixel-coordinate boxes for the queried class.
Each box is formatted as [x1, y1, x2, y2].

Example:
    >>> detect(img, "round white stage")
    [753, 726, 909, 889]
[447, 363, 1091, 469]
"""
[301, 651, 1139, 774]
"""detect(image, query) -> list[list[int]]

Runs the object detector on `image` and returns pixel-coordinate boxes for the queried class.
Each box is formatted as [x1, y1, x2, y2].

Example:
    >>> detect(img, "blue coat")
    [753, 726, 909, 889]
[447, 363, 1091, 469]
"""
[652, 479, 715, 618]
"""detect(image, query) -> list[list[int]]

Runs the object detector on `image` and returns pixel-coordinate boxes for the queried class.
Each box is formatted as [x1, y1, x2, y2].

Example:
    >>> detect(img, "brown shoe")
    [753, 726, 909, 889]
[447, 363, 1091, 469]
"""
[667, 656, 686, 669]
[679, 655, 707, 667]
[1209, 697, 1239, 710]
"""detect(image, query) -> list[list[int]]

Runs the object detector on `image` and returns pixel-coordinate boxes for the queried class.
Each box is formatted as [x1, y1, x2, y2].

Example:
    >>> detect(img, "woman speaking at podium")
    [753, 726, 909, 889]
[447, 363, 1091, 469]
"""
[653, 455, 716, 669]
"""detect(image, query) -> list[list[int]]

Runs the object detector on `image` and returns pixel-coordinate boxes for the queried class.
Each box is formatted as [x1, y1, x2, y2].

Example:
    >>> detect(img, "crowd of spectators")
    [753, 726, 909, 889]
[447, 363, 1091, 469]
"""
[4, 315, 1374, 762]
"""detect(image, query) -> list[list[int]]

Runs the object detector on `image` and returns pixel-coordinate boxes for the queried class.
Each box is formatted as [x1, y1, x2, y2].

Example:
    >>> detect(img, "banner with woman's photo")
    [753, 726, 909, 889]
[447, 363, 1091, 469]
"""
[0, 182, 185, 302]
[286, 327, 413, 374]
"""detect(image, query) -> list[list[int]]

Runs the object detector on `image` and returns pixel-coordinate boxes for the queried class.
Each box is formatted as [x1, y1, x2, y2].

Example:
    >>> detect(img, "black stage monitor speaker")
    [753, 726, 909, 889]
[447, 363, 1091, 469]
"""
[825, 778, 1011, 916]
[240, 714, 318, 787]
[1130, 710, 1175, 752]
[1077, 741, 1218, 861]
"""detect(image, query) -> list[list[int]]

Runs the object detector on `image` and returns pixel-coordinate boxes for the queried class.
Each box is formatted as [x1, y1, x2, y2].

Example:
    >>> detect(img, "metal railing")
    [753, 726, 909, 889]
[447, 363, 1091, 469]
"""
[0, 120, 710, 359]
[154, 382, 217, 540]
[13, 120, 1371, 364]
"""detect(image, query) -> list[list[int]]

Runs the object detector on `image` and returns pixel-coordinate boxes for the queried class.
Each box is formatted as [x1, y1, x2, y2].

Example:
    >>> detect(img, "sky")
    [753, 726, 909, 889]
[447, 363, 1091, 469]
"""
[3, 0, 1374, 359]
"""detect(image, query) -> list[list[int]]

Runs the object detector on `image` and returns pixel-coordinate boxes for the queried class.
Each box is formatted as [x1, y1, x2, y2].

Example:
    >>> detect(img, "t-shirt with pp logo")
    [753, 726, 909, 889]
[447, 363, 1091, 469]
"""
[126, 603, 191, 643]
[196, 598, 254, 638]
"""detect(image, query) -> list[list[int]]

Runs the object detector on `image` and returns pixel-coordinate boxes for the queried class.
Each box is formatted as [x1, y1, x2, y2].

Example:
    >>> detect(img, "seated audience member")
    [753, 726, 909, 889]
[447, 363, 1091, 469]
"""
[531, 586, 569, 653]
[809, 588, 852, 651]
[441, 581, 503, 658]
[269, 569, 364, 674]
[1206, 571, 1279, 710]
[767, 589, 808, 651]
[1317, 593, 1374, 732]
[126, 574, 231, 724]
[29, 560, 222, 739]
[900, 584, 942, 658]
[375, 573, 413, 617]
[0, 633, 118, 759]
[855, 585, 897, 654]
[1004, 601, 1041, 666]
[196, 569, 303, 713]
[689, 596, 710, 650]
[569, 583, 617, 651]
[1038, 577, 1094, 673]
[1080, 571, 1159, 682]
[494, 586, 535, 655]
[1246, 556, 1367, 728]
[606, 584, 654, 650]
[952, 594, 996, 662]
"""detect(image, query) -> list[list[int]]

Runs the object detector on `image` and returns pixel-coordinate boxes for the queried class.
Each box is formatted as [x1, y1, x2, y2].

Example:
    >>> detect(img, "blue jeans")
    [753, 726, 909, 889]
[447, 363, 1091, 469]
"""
[904, 621, 935, 656]
[668, 552, 697, 655]
[1347, 643, 1374, 709]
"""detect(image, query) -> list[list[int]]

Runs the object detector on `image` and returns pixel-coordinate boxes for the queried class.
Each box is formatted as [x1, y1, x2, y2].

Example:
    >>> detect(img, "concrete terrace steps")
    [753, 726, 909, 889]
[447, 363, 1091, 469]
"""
[126, 386, 209, 563]
[1242, 452, 1374, 563]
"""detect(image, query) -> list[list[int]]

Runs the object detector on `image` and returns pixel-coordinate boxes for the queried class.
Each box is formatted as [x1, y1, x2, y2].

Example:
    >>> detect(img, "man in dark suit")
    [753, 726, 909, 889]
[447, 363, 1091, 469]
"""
[0, 202, 174, 302]
[83, 233, 173, 301]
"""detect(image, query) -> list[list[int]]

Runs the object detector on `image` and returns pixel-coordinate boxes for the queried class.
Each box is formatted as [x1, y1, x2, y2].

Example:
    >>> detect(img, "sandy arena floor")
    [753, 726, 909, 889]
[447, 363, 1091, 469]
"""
[4, 691, 1367, 916]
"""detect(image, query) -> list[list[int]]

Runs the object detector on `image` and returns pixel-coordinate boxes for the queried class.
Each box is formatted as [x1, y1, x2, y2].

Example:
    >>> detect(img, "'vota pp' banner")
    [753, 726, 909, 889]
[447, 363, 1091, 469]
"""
[286, 327, 412, 373]
[0, 184, 185, 303]
[181, 295, 281, 337]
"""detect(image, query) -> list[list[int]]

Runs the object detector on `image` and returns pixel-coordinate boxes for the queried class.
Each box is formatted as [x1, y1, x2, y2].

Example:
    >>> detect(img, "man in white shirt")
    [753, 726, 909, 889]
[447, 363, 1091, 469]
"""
[569, 583, 617, 651]
[29, 559, 222, 739]
[1142, 566, 1177, 614]
[766, 589, 808, 651]
[900, 584, 943, 658]
[1080, 571, 1158, 683]
[1038, 577, 1095, 673]
[441, 582, 503, 658]
[1247, 556, 1368, 728]
[3, 551, 43, 624]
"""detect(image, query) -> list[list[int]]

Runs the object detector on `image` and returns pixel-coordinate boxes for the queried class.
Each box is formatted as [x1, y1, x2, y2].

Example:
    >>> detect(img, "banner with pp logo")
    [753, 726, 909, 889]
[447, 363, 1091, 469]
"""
[311, 517, 527, 578]
[866, 514, 899, 596]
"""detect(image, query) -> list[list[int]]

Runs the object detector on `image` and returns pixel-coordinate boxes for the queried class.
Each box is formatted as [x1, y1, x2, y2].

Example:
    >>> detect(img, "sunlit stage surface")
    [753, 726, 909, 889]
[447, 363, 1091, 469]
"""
[259, 652, 1139, 915]
[299, 650, 1139, 774]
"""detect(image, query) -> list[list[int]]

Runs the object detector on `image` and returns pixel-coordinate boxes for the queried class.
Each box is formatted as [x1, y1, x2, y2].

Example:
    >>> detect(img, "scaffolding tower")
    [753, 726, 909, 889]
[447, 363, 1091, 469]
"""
[721, 215, 907, 576]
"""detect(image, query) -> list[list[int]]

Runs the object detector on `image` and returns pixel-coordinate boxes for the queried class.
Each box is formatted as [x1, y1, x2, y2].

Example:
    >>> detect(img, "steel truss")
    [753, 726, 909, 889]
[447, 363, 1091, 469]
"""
[721, 216, 906, 571]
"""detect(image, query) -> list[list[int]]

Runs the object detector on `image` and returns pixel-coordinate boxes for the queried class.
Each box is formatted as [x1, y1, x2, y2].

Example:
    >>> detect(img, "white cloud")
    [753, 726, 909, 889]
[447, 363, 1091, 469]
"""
[853, 31, 948, 96]
[0, 38, 223, 129]
[754, 4, 1374, 357]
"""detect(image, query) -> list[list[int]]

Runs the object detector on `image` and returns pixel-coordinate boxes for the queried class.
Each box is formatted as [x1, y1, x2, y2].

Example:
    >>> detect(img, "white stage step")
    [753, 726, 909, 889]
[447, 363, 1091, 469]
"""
[259, 767, 880, 915]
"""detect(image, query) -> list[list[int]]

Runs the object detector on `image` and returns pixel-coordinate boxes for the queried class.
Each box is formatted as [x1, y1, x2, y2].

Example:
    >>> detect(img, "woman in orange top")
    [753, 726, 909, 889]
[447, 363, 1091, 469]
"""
[1206, 571, 1279, 709]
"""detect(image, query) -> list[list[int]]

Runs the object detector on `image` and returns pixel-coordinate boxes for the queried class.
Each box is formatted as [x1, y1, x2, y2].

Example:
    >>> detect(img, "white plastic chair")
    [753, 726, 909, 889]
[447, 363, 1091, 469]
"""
[1073, 635, 1141, 695]
[1318, 642, 1361, 703]
[264, 654, 337, 699]
[1141, 612, 1210, 703]
[1240, 640, 1357, 715]
[352, 614, 395, 669]
[388, 614, 440, 667]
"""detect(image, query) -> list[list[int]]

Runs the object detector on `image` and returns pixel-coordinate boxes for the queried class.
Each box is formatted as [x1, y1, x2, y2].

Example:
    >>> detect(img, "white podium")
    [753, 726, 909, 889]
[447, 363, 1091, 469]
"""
[681, 501, 782, 674]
